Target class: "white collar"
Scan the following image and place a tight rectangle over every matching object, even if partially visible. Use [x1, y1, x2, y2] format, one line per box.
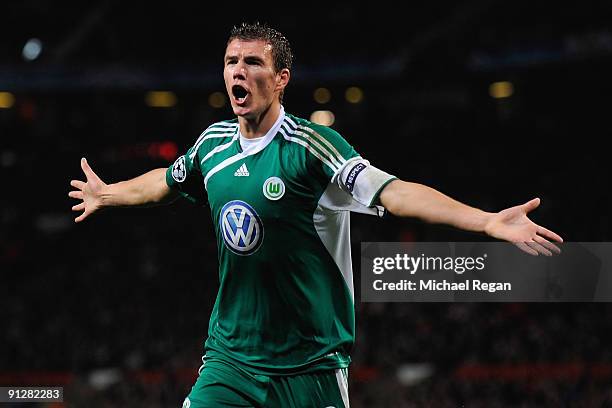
[238, 105, 285, 153]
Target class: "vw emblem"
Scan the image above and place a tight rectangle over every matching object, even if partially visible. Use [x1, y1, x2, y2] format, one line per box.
[220, 200, 264, 255]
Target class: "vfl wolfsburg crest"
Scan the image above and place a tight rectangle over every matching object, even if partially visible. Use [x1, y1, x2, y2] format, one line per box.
[263, 177, 285, 200]
[220, 200, 264, 255]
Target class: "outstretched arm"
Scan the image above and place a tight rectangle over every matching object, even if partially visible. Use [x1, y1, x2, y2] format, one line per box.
[379, 180, 563, 256]
[68, 157, 178, 223]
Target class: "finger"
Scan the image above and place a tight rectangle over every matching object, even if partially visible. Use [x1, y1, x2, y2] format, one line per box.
[72, 203, 85, 212]
[523, 197, 541, 213]
[534, 235, 561, 254]
[537, 225, 563, 243]
[526, 240, 552, 257]
[68, 190, 83, 200]
[81, 157, 99, 181]
[70, 180, 86, 190]
[74, 211, 88, 223]
[515, 242, 538, 256]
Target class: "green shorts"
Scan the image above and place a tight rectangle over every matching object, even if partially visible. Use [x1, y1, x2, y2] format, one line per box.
[182, 359, 349, 408]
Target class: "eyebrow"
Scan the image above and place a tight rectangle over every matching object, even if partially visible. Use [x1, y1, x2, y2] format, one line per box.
[224, 53, 266, 63]
[245, 55, 265, 63]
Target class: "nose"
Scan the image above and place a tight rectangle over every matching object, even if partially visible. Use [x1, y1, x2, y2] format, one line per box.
[233, 61, 246, 80]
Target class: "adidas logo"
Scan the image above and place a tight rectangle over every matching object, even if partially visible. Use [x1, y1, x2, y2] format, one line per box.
[234, 163, 250, 177]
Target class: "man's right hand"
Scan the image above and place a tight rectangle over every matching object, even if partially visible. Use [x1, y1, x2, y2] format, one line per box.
[69, 157, 107, 223]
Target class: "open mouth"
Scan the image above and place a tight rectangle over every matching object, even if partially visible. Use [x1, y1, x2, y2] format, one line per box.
[232, 85, 249, 104]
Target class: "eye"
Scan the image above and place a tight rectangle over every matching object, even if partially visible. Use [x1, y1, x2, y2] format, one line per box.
[245, 57, 262, 66]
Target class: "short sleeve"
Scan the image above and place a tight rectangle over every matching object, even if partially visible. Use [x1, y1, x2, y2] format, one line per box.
[291, 118, 396, 215]
[166, 143, 206, 204]
[333, 158, 397, 208]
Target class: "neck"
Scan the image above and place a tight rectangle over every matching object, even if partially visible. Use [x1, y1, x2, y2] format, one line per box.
[238, 102, 282, 139]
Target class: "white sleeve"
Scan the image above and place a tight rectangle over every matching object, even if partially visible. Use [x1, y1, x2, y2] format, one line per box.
[319, 157, 397, 216]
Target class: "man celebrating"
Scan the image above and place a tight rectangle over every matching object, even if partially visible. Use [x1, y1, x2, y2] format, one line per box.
[69, 22, 562, 408]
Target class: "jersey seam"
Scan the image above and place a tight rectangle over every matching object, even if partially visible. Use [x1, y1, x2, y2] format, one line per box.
[368, 176, 398, 207]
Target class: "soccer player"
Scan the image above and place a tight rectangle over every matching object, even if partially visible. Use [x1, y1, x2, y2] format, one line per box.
[69, 22, 563, 407]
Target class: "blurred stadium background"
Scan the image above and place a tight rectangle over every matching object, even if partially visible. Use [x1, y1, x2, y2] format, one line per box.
[2, 1, 612, 406]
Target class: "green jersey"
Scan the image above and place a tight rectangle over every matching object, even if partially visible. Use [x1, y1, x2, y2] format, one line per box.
[166, 107, 396, 375]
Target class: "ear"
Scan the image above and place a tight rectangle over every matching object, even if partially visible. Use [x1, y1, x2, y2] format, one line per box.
[276, 68, 290, 92]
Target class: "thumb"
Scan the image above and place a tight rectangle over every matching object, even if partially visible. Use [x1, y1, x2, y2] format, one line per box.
[523, 197, 541, 212]
[81, 157, 99, 181]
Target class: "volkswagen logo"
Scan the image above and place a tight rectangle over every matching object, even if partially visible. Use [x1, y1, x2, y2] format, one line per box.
[219, 200, 264, 255]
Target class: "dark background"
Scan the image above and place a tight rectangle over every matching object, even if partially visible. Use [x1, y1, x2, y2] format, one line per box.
[1, 1, 611, 406]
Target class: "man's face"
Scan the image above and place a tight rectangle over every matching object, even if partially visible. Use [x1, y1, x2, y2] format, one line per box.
[224, 39, 281, 119]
